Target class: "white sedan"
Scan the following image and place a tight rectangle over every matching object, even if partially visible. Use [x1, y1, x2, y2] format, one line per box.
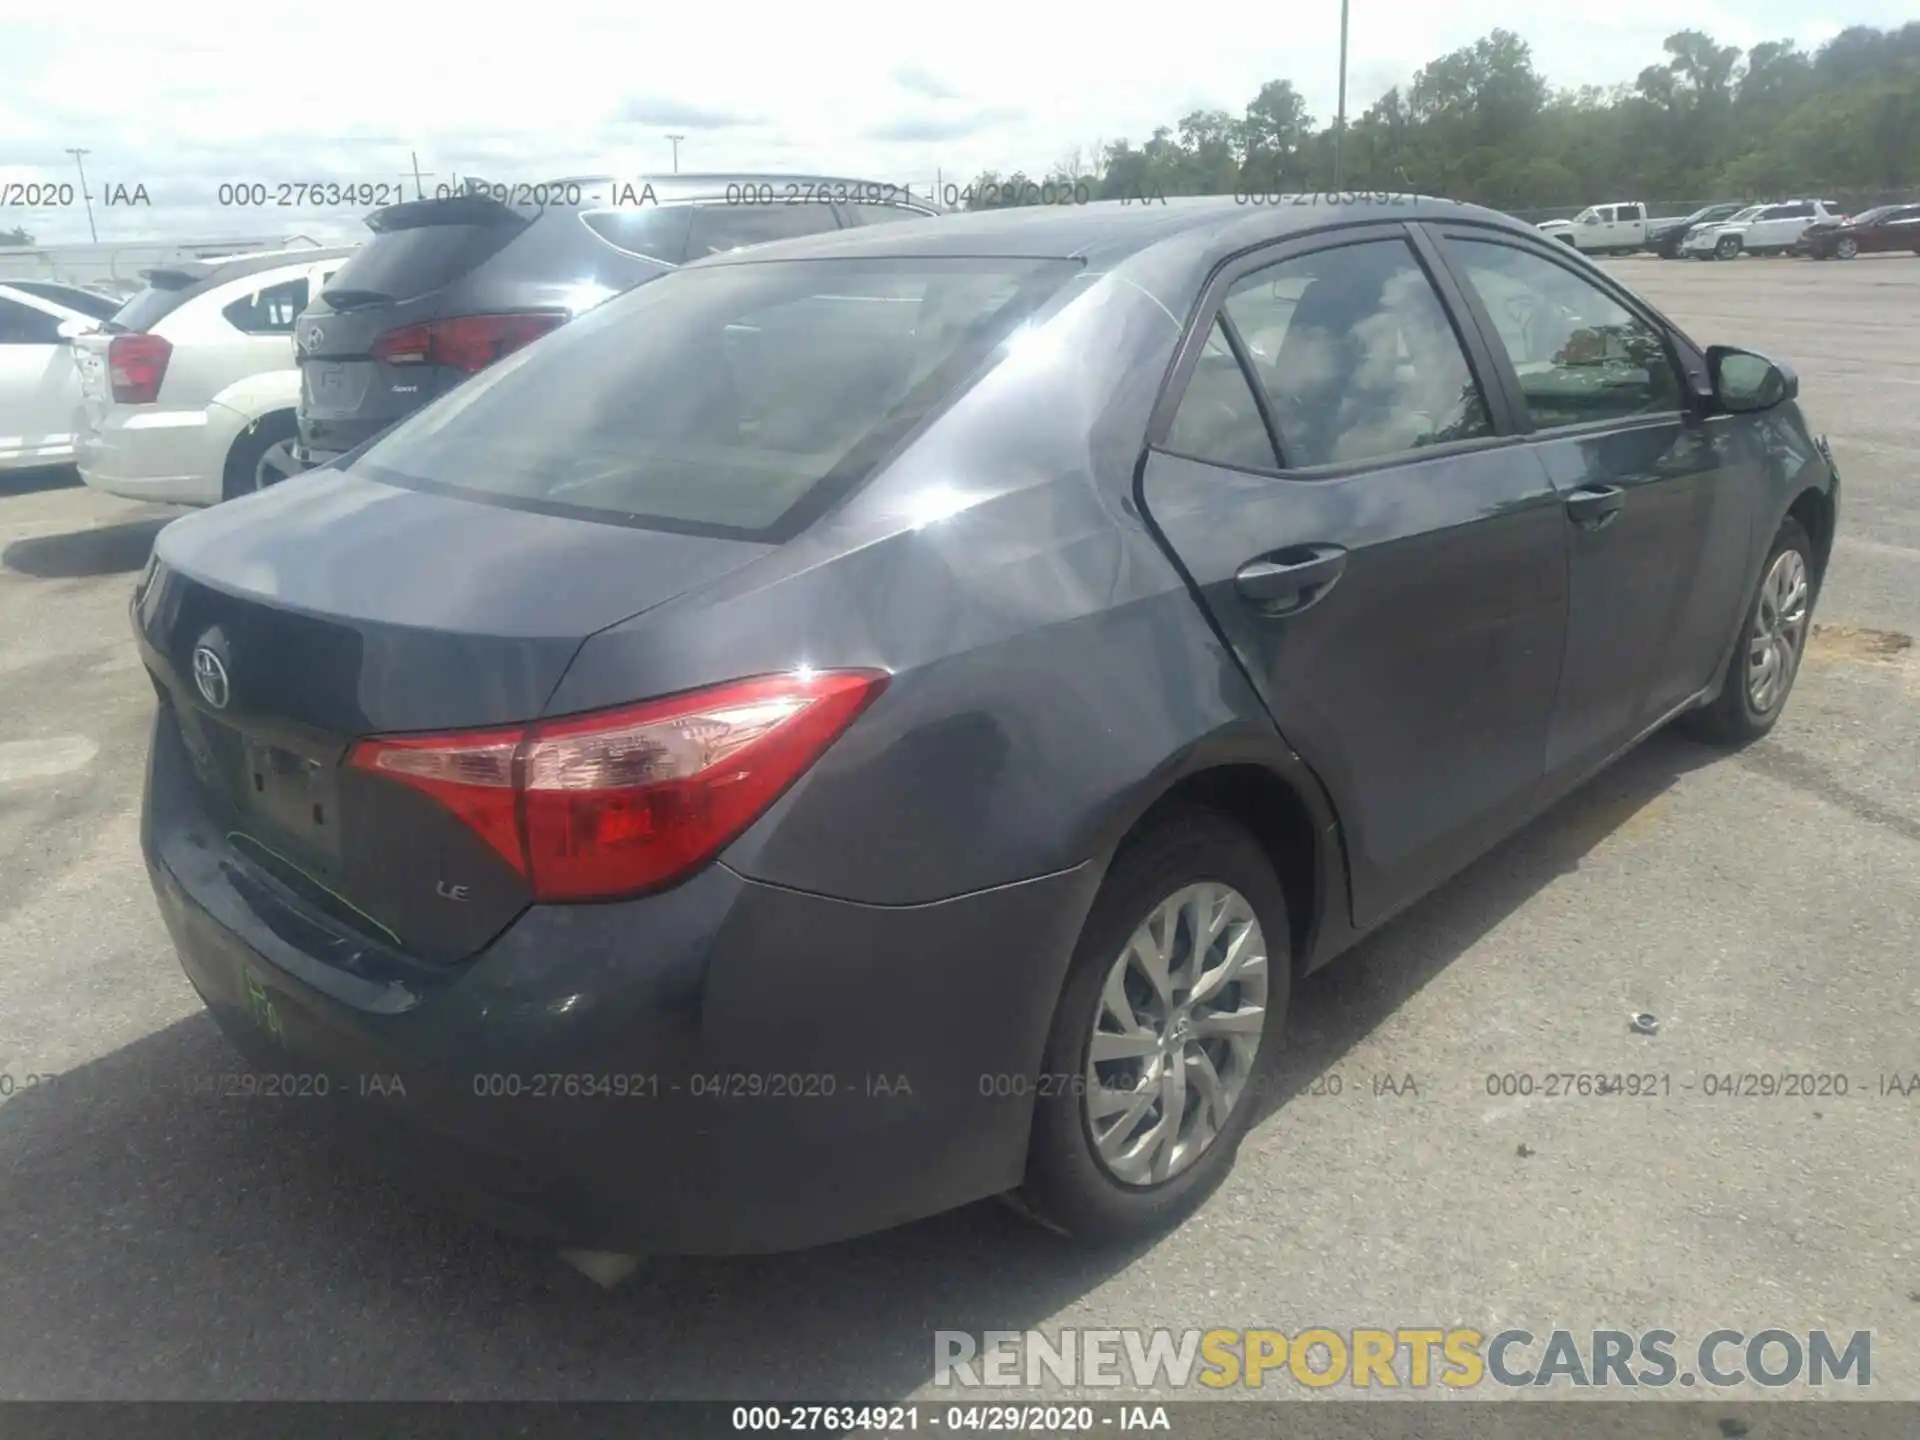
[0, 283, 96, 470]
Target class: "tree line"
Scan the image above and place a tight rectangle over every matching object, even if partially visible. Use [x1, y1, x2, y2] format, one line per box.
[960, 23, 1920, 213]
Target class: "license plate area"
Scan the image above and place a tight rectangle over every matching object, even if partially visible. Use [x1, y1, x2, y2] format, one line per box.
[300, 360, 367, 415]
[237, 736, 345, 865]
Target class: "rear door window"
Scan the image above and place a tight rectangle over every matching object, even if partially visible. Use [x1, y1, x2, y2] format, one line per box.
[1163, 321, 1279, 470]
[352, 256, 1082, 539]
[223, 276, 310, 335]
[1221, 238, 1492, 467]
[581, 206, 693, 263]
[684, 203, 843, 259]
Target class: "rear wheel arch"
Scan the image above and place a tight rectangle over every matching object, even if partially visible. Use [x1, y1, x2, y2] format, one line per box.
[1096, 761, 1326, 976]
[221, 408, 299, 500]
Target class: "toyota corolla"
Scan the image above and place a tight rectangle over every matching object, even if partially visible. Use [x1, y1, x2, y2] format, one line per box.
[135, 196, 1838, 1254]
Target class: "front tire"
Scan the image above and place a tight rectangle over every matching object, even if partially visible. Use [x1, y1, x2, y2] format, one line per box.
[222, 412, 300, 502]
[1835, 237, 1859, 260]
[1716, 235, 1743, 260]
[1682, 517, 1816, 747]
[1016, 812, 1290, 1242]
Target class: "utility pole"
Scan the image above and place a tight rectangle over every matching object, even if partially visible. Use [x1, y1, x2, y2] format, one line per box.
[666, 135, 684, 174]
[66, 148, 98, 242]
[409, 151, 436, 200]
[1333, 0, 1350, 190]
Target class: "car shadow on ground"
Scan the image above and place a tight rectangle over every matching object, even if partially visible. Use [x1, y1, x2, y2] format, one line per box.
[0, 729, 1725, 1401]
[1, 512, 174, 579]
[1248, 727, 1725, 1130]
[0, 464, 82, 496]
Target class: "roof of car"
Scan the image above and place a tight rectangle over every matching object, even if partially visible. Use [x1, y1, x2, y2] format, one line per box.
[507, 173, 936, 206]
[692, 194, 1532, 272]
[141, 245, 356, 287]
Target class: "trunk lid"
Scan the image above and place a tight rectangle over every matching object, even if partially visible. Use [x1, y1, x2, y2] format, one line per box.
[138, 470, 772, 962]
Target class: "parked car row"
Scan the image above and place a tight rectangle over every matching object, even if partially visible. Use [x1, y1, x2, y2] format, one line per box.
[291, 174, 936, 471]
[1797, 202, 1920, 259]
[1679, 200, 1850, 259]
[4, 178, 1895, 497]
[0, 174, 935, 491]
[1537, 198, 1920, 262]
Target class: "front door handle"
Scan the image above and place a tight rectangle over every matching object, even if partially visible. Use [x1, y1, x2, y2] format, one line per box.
[1565, 484, 1625, 530]
[1234, 545, 1348, 613]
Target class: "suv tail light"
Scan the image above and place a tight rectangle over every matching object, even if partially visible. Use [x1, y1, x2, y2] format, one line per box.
[369, 312, 566, 374]
[348, 669, 889, 901]
[108, 333, 173, 404]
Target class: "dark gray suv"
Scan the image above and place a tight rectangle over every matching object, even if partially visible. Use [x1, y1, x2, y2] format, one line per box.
[292, 173, 935, 468]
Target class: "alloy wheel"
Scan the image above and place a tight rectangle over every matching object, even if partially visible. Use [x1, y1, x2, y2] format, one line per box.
[1835, 237, 1859, 260]
[1747, 548, 1810, 715]
[1082, 882, 1268, 1187]
[253, 438, 298, 492]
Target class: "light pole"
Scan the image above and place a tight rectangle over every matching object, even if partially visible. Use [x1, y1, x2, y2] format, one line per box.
[66, 147, 98, 242]
[1332, 0, 1350, 190]
[666, 134, 684, 174]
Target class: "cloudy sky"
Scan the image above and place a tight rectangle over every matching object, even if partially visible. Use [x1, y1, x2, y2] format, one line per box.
[1, 0, 1910, 245]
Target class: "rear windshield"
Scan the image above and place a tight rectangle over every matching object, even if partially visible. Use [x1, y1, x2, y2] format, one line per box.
[8, 282, 120, 320]
[352, 256, 1082, 540]
[323, 222, 521, 305]
[108, 281, 194, 334]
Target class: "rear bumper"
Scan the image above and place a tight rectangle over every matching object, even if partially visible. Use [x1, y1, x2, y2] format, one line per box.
[75, 404, 222, 506]
[142, 706, 1092, 1254]
[294, 407, 395, 472]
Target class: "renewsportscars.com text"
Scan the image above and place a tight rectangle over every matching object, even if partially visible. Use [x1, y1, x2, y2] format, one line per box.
[933, 1327, 1871, 1390]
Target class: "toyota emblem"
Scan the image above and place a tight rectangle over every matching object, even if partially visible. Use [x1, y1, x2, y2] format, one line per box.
[304, 324, 323, 351]
[191, 645, 231, 710]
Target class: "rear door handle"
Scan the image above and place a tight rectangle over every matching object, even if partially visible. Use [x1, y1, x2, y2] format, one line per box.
[1234, 545, 1348, 613]
[1565, 484, 1625, 529]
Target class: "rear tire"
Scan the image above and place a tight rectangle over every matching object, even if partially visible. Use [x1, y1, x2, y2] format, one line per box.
[1015, 811, 1290, 1243]
[1681, 517, 1815, 747]
[222, 412, 299, 502]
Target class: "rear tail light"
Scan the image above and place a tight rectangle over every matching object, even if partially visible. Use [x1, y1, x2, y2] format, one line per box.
[108, 333, 172, 404]
[348, 669, 889, 901]
[369, 312, 566, 373]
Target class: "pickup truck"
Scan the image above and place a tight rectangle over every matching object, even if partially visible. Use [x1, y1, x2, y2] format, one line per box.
[1536, 202, 1649, 254]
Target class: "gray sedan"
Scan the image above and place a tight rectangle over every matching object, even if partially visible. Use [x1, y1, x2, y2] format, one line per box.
[133, 194, 1837, 1253]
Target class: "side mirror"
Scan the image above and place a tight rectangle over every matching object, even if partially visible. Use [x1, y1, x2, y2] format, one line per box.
[54, 317, 93, 343]
[1707, 345, 1797, 413]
